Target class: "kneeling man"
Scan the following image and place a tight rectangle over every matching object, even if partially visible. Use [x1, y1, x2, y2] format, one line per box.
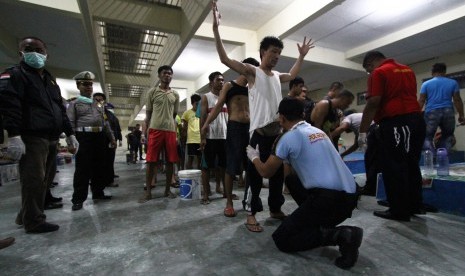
[247, 97, 363, 269]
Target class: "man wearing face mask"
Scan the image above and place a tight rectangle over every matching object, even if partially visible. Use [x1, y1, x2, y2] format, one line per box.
[0, 37, 78, 233]
[67, 72, 116, 211]
[93, 93, 122, 188]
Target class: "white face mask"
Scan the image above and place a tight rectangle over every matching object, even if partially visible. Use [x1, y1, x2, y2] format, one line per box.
[22, 51, 47, 69]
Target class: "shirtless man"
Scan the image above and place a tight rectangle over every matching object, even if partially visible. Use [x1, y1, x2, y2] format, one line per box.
[201, 57, 260, 217]
[212, 1, 314, 232]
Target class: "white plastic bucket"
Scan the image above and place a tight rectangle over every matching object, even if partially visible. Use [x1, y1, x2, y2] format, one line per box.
[178, 170, 201, 200]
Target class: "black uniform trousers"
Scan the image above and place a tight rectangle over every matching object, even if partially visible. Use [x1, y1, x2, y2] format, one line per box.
[17, 136, 57, 231]
[244, 131, 284, 214]
[378, 112, 425, 217]
[273, 177, 358, 252]
[72, 132, 106, 204]
[364, 124, 380, 195]
[103, 145, 116, 185]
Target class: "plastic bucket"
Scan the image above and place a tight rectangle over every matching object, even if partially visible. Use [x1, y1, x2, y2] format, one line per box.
[56, 154, 65, 166]
[178, 170, 201, 200]
[64, 153, 73, 164]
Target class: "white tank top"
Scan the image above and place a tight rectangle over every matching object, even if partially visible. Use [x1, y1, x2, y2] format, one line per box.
[248, 68, 282, 133]
[205, 92, 228, 139]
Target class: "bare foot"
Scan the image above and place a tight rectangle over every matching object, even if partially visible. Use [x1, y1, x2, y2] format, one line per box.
[138, 193, 152, 203]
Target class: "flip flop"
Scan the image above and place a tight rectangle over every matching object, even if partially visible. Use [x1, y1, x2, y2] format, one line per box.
[223, 207, 236, 217]
[244, 222, 263, 232]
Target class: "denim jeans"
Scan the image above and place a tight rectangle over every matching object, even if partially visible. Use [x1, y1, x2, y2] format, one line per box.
[423, 107, 456, 153]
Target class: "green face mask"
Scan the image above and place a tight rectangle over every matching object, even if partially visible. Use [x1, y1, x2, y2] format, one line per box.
[22, 51, 47, 69]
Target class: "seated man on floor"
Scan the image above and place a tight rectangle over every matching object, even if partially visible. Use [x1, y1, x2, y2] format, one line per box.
[247, 97, 363, 269]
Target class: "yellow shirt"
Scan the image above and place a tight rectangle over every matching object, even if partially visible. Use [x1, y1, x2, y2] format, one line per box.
[181, 109, 200, 144]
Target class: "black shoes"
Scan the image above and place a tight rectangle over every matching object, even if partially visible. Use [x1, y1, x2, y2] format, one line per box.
[92, 195, 113, 200]
[72, 203, 83, 211]
[107, 183, 119, 188]
[26, 222, 59, 233]
[44, 202, 63, 210]
[113, 175, 119, 178]
[335, 226, 364, 269]
[49, 196, 63, 203]
[373, 210, 410, 222]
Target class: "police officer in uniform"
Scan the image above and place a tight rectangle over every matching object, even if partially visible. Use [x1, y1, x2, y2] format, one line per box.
[0, 36, 78, 233]
[93, 93, 122, 187]
[67, 71, 116, 211]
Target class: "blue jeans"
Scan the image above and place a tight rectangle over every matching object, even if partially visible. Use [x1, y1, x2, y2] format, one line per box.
[423, 107, 455, 153]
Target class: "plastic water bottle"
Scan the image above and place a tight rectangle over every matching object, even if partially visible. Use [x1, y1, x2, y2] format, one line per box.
[423, 150, 434, 175]
[338, 138, 345, 153]
[436, 148, 449, 176]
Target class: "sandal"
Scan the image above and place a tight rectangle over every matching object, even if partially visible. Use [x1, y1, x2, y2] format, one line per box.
[223, 207, 237, 217]
[244, 222, 263, 232]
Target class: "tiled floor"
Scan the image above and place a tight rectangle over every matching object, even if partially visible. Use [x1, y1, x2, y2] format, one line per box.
[1, 148, 465, 275]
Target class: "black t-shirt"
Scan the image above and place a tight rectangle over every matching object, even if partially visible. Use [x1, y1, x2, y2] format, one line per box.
[133, 129, 142, 143]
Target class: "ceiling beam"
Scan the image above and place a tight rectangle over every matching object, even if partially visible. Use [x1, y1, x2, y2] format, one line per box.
[346, 3, 465, 59]
[131, 0, 212, 126]
[77, 0, 107, 95]
[109, 96, 140, 105]
[257, 0, 345, 40]
[105, 71, 152, 86]
[89, 0, 182, 34]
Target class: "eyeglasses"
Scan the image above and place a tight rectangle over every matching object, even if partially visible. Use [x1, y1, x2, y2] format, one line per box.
[79, 82, 93, 87]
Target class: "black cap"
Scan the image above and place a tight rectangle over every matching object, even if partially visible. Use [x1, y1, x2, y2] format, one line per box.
[278, 97, 304, 118]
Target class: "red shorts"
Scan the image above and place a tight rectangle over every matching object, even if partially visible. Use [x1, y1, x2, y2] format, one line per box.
[146, 129, 179, 163]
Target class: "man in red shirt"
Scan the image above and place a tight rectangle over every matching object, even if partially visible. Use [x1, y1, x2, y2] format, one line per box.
[358, 51, 426, 222]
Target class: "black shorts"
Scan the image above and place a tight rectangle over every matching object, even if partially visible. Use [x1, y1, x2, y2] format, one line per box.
[226, 121, 249, 176]
[186, 143, 201, 156]
[203, 139, 226, 169]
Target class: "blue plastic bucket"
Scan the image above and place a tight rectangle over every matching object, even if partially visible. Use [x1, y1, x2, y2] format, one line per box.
[178, 170, 201, 200]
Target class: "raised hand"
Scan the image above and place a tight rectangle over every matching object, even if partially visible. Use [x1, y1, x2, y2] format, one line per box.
[212, 0, 221, 28]
[297, 36, 315, 57]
